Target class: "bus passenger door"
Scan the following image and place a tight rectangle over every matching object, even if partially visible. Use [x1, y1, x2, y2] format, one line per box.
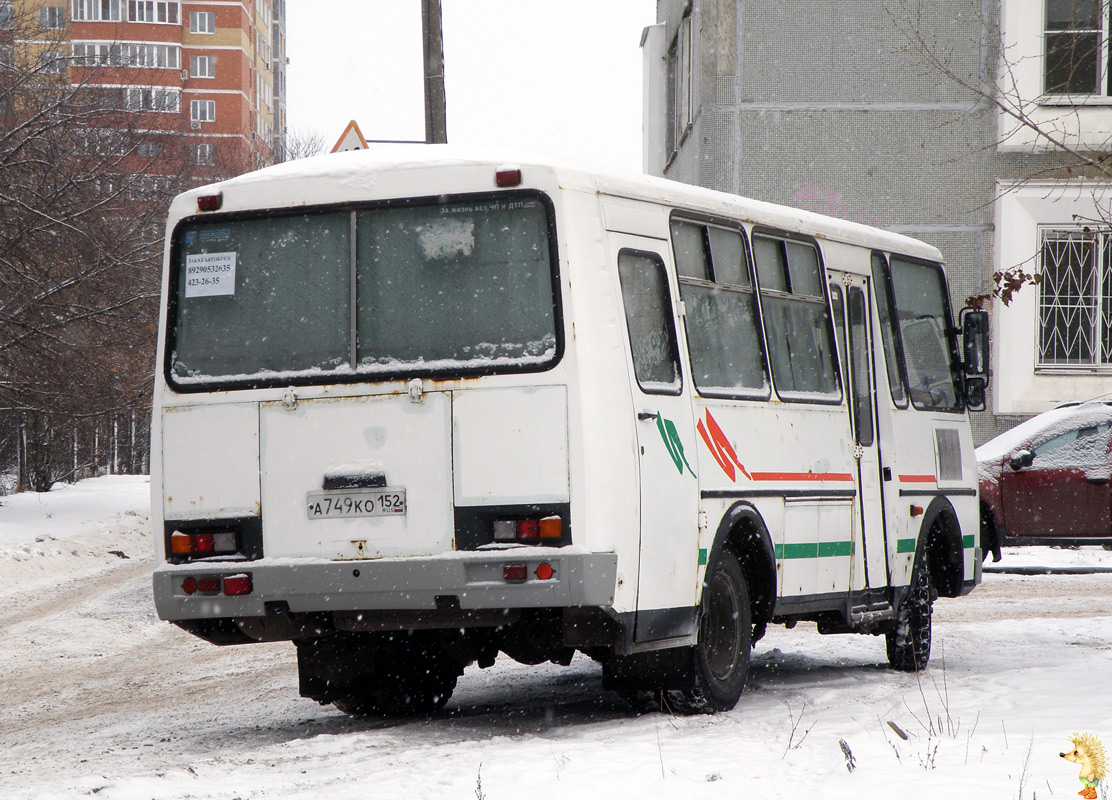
[614, 240, 700, 643]
[829, 273, 889, 594]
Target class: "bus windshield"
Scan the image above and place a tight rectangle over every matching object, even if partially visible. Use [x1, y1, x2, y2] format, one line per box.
[888, 257, 962, 412]
[168, 194, 559, 388]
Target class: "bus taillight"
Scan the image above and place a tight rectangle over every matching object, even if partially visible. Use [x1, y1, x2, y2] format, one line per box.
[492, 517, 563, 545]
[170, 529, 237, 559]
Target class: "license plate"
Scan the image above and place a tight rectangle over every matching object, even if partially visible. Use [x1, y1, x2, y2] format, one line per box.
[306, 489, 407, 519]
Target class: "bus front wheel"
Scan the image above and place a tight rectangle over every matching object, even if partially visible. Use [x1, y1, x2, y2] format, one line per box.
[886, 559, 933, 671]
[667, 546, 752, 713]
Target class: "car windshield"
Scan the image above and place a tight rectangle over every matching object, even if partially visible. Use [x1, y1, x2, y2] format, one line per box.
[169, 195, 559, 388]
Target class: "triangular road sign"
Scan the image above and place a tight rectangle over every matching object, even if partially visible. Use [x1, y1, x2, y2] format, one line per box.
[331, 120, 369, 153]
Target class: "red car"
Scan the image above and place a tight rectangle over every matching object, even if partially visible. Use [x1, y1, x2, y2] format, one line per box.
[977, 401, 1112, 559]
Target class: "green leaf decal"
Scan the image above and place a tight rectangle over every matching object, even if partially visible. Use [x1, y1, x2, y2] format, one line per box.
[656, 413, 697, 478]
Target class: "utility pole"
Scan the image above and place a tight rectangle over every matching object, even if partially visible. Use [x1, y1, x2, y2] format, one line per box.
[421, 0, 448, 143]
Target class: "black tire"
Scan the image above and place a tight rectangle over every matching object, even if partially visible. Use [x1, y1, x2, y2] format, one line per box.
[886, 559, 932, 671]
[334, 641, 461, 717]
[666, 546, 752, 713]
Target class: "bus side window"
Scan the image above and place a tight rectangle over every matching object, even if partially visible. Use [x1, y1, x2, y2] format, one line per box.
[671, 220, 768, 398]
[870, 253, 909, 407]
[618, 250, 683, 395]
[753, 235, 840, 402]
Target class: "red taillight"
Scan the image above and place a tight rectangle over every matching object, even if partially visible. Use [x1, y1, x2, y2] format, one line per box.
[503, 564, 528, 582]
[197, 192, 223, 212]
[535, 563, 555, 581]
[182, 577, 198, 595]
[495, 168, 521, 187]
[517, 520, 540, 539]
[197, 577, 220, 593]
[169, 530, 237, 559]
[223, 574, 252, 595]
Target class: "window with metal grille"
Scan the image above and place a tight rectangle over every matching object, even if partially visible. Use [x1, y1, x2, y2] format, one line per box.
[1038, 228, 1112, 367]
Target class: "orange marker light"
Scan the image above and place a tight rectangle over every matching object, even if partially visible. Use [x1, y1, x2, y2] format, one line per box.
[539, 517, 563, 539]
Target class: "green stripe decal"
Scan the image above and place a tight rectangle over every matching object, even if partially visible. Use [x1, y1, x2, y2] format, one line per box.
[963, 535, 976, 549]
[698, 548, 708, 566]
[774, 541, 853, 559]
[897, 538, 917, 554]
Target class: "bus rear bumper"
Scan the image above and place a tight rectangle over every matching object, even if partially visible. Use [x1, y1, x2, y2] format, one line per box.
[153, 549, 618, 622]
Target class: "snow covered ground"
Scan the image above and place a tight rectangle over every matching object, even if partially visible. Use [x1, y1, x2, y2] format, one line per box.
[2, 476, 1112, 800]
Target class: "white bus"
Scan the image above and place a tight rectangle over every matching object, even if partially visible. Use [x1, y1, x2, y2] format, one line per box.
[151, 148, 988, 715]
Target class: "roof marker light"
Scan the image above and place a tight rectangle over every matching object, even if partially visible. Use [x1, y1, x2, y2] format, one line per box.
[197, 192, 223, 212]
[495, 168, 522, 187]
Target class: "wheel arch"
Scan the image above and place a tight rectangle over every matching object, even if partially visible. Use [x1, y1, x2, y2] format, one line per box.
[707, 502, 776, 625]
[914, 497, 964, 598]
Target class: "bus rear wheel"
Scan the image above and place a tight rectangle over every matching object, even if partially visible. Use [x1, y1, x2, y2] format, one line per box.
[666, 546, 751, 713]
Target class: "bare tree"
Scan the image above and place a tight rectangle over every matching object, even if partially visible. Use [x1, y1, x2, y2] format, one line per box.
[0, 6, 239, 490]
[282, 127, 329, 161]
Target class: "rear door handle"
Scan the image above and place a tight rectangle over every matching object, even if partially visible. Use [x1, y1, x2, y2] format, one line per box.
[637, 411, 658, 421]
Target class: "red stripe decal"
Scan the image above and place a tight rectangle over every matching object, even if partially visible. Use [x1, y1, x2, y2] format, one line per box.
[750, 472, 855, 482]
[898, 474, 937, 484]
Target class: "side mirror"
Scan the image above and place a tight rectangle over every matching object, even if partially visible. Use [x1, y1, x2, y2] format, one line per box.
[962, 309, 990, 377]
[964, 376, 986, 411]
[1009, 449, 1034, 471]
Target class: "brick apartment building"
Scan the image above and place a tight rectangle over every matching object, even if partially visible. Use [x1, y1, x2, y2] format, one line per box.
[642, 0, 1112, 443]
[1, 0, 287, 175]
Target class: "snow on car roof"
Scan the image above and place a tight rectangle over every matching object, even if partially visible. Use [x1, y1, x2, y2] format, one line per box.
[976, 402, 1112, 462]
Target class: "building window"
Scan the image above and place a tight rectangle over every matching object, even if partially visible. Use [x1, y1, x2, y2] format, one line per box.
[137, 140, 163, 158]
[190, 98, 215, 122]
[40, 50, 65, 74]
[1044, 0, 1111, 94]
[72, 0, 124, 22]
[128, 0, 178, 24]
[666, 3, 694, 156]
[0, 2, 12, 30]
[193, 142, 214, 165]
[1038, 228, 1112, 366]
[0, 44, 12, 67]
[40, 6, 66, 28]
[72, 42, 179, 69]
[124, 86, 180, 112]
[190, 54, 215, 78]
[189, 10, 214, 33]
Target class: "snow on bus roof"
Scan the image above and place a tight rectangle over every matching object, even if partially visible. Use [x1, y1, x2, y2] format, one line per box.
[176, 144, 941, 261]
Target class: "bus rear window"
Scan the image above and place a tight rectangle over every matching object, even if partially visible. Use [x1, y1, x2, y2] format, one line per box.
[169, 194, 559, 388]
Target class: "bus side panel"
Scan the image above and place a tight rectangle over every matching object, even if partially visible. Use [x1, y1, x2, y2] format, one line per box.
[693, 401, 856, 601]
[560, 189, 643, 617]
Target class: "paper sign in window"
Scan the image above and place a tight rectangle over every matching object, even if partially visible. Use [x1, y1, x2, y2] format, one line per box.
[185, 252, 236, 297]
